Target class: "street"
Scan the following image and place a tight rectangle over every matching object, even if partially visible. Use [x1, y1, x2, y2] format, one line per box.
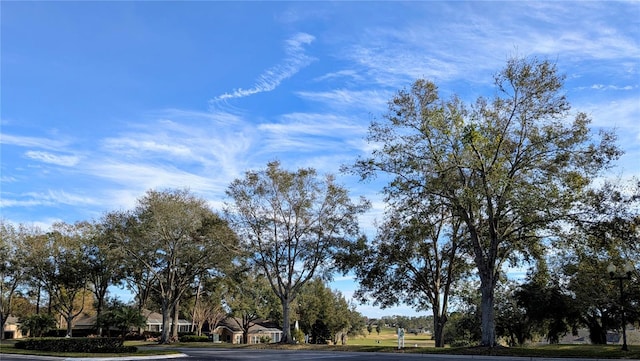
[2, 348, 639, 361]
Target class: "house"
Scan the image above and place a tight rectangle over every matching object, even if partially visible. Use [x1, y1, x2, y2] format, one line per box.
[72, 309, 191, 334]
[3, 315, 24, 339]
[141, 309, 191, 333]
[213, 317, 282, 344]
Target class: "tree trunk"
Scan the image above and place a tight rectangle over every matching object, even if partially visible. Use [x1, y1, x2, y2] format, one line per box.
[585, 314, 607, 344]
[65, 315, 73, 337]
[35, 284, 41, 314]
[280, 296, 292, 343]
[432, 312, 447, 347]
[0, 315, 6, 340]
[479, 279, 496, 347]
[160, 300, 172, 344]
[95, 297, 104, 336]
[171, 300, 180, 340]
[191, 280, 201, 334]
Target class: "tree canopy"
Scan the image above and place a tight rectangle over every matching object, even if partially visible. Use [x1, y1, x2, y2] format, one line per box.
[110, 188, 239, 343]
[348, 57, 622, 346]
[226, 161, 369, 343]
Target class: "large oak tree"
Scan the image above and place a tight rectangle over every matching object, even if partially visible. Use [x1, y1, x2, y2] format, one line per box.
[337, 199, 470, 347]
[112, 189, 238, 343]
[0, 221, 32, 339]
[349, 57, 621, 346]
[226, 161, 369, 343]
[24, 221, 93, 337]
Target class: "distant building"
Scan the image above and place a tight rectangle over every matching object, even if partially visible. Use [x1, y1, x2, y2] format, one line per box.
[213, 317, 282, 344]
[3, 315, 24, 339]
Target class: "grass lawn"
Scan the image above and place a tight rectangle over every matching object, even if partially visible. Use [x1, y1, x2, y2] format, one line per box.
[347, 327, 434, 347]
[0, 339, 180, 358]
[2, 333, 640, 359]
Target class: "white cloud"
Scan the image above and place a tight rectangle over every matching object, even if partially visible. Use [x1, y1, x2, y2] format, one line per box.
[1, 133, 69, 150]
[588, 84, 636, 91]
[313, 69, 363, 83]
[210, 32, 316, 103]
[295, 89, 391, 111]
[102, 138, 192, 158]
[25, 151, 80, 166]
[88, 161, 217, 191]
[1, 189, 99, 208]
[261, 113, 365, 136]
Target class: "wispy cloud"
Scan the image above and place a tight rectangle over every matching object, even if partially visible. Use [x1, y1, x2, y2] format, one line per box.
[86, 160, 224, 197]
[261, 113, 365, 136]
[102, 137, 193, 158]
[1, 133, 69, 150]
[582, 84, 637, 91]
[256, 113, 367, 158]
[1, 190, 99, 208]
[313, 69, 363, 83]
[295, 89, 391, 112]
[210, 32, 316, 103]
[25, 151, 81, 166]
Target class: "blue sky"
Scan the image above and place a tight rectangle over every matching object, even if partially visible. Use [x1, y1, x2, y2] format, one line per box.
[2, 1, 639, 318]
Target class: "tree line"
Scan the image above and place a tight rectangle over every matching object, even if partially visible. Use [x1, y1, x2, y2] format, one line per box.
[1, 165, 368, 344]
[1, 57, 638, 347]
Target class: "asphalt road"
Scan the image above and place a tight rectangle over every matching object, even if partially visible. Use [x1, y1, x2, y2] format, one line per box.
[171, 348, 640, 361]
[1, 349, 639, 361]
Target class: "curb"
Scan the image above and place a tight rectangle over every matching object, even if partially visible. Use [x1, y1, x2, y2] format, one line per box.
[64, 354, 188, 361]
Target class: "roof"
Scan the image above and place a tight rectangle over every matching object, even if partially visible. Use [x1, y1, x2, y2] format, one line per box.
[5, 315, 20, 325]
[215, 317, 281, 334]
[73, 309, 191, 327]
[142, 309, 191, 326]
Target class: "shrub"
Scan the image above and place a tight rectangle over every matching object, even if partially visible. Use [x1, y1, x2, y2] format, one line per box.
[43, 329, 68, 337]
[259, 335, 271, 344]
[124, 332, 146, 341]
[292, 328, 305, 343]
[15, 337, 137, 353]
[179, 335, 209, 342]
[19, 314, 56, 337]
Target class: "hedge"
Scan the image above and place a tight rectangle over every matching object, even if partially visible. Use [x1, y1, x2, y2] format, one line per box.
[179, 335, 210, 342]
[15, 337, 137, 353]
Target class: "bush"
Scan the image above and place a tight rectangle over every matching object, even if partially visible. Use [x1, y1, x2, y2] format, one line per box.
[292, 328, 305, 343]
[15, 337, 137, 353]
[43, 329, 68, 337]
[259, 335, 271, 344]
[124, 332, 146, 341]
[450, 339, 477, 348]
[19, 314, 57, 337]
[179, 335, 210, 342]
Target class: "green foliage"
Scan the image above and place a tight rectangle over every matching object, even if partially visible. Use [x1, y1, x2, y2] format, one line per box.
[226, 161, 370, 343]
[179, 335, 209, 342]
[443, 312, 480, 347]
[23, 221, 94, 337]
[19, 313, 57, 337]
[295, 278, 366, 343]
[14, 337, 137, 353]
[555, 179, 640, 344]
[514, 277, 579, 344]
[110, 188, 239, 343]
[292, 328, 305, 343]
[224, 269, 274, 344]
[98, 303, 147, 338]
[0, 221, 32, 335]
[349, 56, 622, 346]
[311, 319, 330, 344]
